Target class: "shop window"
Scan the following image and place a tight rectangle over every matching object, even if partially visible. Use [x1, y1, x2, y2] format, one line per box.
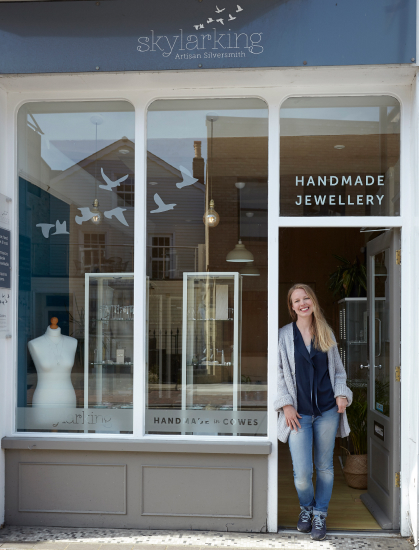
[280, 96, 401, 217]
[146, 98, 268, 436]
[17, 101, 135, 433]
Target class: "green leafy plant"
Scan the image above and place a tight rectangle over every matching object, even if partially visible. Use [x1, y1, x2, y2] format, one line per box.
[343, 388, 368, 455]
[329, 254, 367, 298]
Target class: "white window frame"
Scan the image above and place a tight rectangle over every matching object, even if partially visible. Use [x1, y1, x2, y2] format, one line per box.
[0, 67, 416, 537]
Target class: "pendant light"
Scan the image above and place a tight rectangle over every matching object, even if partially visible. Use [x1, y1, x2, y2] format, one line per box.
[226, 239, 254, 262]
[203, 115, 220, 228]
[240, 262, 260, 276]
[90, 115, 103, 226]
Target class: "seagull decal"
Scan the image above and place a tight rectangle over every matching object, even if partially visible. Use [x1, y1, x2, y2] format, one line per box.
[207, 17, 214, 23]
[150, 193, 176, 214]
[228, 14, 236, 21]
[216, 18, 224, 24]
[99, 168, 129, 191]
[75, 207, 95, 225]
[215, 5, 225, 13]
[194, 24, 201, 30]
[51, 220, 69, 235]
[175, 166, 199, 189]
[104, 207, 129, 227]
[236, 4, 243, 12]
[36, 223, 55, 238]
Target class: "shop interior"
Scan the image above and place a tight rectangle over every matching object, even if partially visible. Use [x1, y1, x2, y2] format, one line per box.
[277, 226, 390, 531]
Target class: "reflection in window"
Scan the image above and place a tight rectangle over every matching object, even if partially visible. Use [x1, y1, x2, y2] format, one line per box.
[17, 102, 135, 433]
[280, 96, 401, 217]
[146, 99, 268, 436]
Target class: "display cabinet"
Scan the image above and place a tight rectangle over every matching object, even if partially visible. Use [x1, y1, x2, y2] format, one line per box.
[84, 273, 134, 410]
[338, 298, 368, 389]
[182, 272, 241, 411]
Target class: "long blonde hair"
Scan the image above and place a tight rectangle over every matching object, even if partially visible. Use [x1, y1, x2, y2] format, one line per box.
[287, 283, 335, 352]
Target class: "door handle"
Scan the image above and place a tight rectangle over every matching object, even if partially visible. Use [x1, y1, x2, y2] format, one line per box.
[360, 364, 370, 369]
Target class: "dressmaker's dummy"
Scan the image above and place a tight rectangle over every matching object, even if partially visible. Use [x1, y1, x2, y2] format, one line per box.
[28, 317, 77, 407]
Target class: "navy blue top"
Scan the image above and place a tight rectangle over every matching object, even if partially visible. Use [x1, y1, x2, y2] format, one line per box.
[293, 322, 336, 416]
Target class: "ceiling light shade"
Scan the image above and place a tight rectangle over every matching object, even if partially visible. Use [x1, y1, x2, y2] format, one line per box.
[203, 199, 220, 227]
[240, 263, 260, 276]
[226, 240, 254, 262]
[90, 198, 103, 225]
[334, 144, 345, 150]
[235, 181, 246, 189]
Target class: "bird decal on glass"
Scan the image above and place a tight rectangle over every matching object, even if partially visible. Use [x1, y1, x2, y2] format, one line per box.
[175, 166, 199, 189]
[99, 168, 129, 191]
[104, 207, 129, 226]
[228, 14, 236, 21]
[150, 193, 176, 214]
[36, 223, 55, 238]
[215, 5, 225, 13]
[75, 208, 96, 225]
[236, 5, 243, 12]
[216, 18, 224, 25]
[51, 220, 69, 235]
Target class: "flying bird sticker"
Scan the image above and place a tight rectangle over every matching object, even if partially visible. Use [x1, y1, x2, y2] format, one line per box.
[36, 220, 69, 238]
[75, 207, 96, 225]
[175, 166, 199, 189]
[100, 168, 129, 191]
[150, 193, 176, 213]
[104, 207, 129, 226]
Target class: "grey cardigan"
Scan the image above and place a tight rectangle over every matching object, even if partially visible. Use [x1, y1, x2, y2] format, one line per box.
[273, 323, 353, 443]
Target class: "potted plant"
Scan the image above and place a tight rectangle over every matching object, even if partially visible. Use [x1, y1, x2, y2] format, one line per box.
[329, 254, 367, 298]
[342, 388, 368, 489]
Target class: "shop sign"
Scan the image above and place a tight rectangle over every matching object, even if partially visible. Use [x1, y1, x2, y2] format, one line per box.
[291, 174, 388, 214]
[0, 0, 415, 74]
[16, 407, 133, 433]
[146, 409, 267, 435]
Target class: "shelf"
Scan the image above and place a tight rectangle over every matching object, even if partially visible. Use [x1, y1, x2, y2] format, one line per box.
[96, 318, 133, 322]
[187, 318, 233, 322]
[91, 362, 133, 366]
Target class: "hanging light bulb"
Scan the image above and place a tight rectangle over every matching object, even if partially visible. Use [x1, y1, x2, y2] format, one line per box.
[203, 114, 220, 228]
[203, 199, 220, 228]
[91, 198, 103, 225]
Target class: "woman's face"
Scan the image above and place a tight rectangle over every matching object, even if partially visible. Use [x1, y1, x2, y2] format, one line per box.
[291, 288, 313, 320]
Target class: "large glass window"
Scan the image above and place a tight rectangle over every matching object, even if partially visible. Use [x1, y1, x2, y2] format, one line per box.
[146, 99, 268, 436]
[17, 101, 135, 433]
[280, 96, 400, 216]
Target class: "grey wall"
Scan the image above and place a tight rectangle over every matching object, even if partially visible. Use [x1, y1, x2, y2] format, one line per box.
[5, 447, 268, 531]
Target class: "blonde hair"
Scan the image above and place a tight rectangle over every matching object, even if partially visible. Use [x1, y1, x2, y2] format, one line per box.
[287, 283, 335, 352]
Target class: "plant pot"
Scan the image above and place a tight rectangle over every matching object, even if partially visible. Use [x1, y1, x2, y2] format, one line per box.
[343, 454, 368, 489]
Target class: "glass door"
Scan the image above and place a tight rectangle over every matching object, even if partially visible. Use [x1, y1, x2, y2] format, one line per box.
[360, 229, 401, 529]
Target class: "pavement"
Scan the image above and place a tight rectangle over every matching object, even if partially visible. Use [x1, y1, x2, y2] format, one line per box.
[0, 527, 414, 550]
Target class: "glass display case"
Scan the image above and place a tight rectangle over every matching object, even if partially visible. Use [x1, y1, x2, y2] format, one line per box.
[84, 273, 134, 413]
[182, 272, 241, 411]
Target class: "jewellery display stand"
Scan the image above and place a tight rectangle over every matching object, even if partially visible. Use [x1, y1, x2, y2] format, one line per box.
[181, 272, 241, 413]
[84, 273, 134, 414]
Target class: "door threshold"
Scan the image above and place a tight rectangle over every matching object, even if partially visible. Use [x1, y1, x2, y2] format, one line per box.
[278, 529, 400, 537]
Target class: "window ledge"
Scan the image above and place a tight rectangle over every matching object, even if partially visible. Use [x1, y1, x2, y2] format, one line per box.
[1, 437, 271, 455]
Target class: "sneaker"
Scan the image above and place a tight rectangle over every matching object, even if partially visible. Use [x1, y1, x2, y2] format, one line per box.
[311, 514, 327, 541]
[297, 507, 313, 533]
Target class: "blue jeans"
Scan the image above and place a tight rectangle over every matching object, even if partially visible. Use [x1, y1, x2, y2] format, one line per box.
[288, 405, 340, 516]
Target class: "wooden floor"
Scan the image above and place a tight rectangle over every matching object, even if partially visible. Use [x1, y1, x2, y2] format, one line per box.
[278, 442, 381, 530]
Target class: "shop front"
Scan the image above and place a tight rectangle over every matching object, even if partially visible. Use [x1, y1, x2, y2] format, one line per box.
[0, 0, 418, 541]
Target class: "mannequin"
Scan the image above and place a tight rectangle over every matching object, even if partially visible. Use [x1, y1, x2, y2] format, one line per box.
[28, 317, 77, 407]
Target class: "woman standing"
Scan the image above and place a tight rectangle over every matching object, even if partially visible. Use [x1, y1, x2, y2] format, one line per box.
[274, 284, 353, 541]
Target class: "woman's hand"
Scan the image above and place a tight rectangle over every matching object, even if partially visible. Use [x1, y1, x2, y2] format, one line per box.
[336, 396, 347, 413]
[283, 405, 302, 431]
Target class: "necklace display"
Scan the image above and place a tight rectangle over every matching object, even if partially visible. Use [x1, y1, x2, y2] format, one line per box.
[46, 334, 64, 366]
